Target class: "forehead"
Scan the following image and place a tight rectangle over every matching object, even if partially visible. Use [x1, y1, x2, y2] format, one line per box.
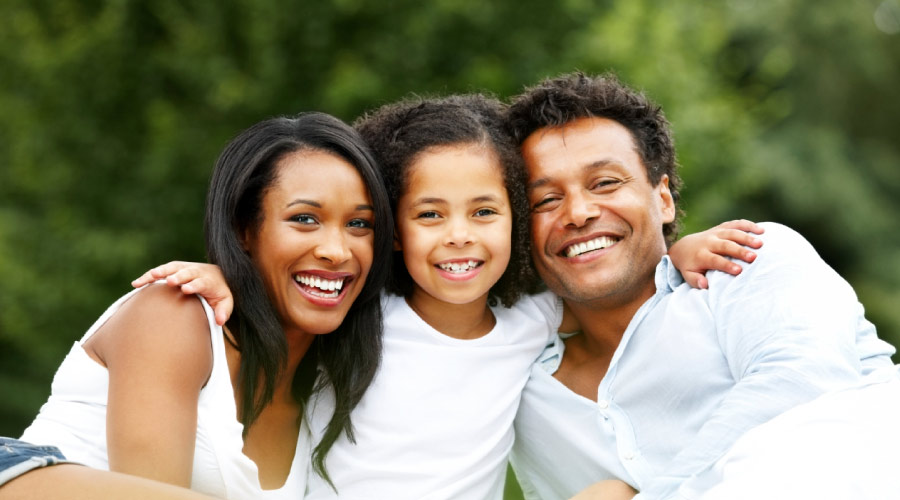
[520, 117, 643, 183]
[269, 149, 370, 201]
[406, 144, 505, 191]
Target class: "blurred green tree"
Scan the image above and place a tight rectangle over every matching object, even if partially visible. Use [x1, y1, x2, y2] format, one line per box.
[1, 1, 897, 497]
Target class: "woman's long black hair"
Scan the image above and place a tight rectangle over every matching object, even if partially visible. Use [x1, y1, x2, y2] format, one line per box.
[204, 112, 392, 484]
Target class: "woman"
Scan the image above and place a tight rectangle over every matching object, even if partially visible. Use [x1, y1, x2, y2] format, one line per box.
[0, 112, 392, 499]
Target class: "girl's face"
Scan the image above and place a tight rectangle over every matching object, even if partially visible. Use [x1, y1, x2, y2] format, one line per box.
[244, 149, 375, 338]
[395, 143, 512, 308]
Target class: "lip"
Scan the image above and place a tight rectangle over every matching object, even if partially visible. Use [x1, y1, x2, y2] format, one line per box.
[433, 258, 484, 282]
[292, 269, 356, 307]
[555, 232, 622, 262]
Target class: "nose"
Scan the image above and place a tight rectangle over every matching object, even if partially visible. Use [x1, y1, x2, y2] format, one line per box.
[314, 226, 352, 265]
[561, 190, 598, 228]
[444, 216, 474, 248]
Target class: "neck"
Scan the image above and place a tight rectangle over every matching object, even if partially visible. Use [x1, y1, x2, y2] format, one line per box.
[406, 290, 495, 340]
[275, 328, 316, 402]
[566, 279, 657, 358]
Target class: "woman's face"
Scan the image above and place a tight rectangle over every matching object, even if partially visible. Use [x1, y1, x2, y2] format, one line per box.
[244, 149, 375, 337]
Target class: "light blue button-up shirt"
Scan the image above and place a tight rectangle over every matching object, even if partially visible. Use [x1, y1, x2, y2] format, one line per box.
[510, 223, 896, 500]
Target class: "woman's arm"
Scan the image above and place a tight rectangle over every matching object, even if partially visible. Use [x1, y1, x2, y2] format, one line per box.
[84, 283, 213, 487]
[569, 479, 637, 500]
[0, 465, 216, 500]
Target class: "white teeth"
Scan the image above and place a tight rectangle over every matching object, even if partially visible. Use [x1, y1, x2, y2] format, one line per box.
[565, 236, 618, 258]
[438, 260, 479, 273]
[294, 274, 345, 295]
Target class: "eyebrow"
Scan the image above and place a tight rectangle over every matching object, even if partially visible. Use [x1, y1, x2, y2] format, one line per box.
[287, 199, 374, 211]
[287, 199, 321, 209]
[527, 159, 616, 190]
[410, 194, 502, 206]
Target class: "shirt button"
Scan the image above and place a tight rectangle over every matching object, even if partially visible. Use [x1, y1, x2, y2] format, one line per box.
[623, 451, 636, 460]
[597, 399, 609, 409]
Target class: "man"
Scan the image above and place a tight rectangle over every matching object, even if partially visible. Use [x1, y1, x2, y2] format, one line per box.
[505, 72, 900, 499]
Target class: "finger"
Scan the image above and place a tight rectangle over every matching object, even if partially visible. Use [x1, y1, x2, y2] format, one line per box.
[131, 271, 157, 288]
[713, 239, 758, 263]
[148, 261, 191, 279]
[213, 296, 234, 326]
[705, 252, 745, 275]
[716, 219, 764, 235]
[717, 228, 763, 250]
[165, 268, 202, 287]
[681, 270, 708, 289]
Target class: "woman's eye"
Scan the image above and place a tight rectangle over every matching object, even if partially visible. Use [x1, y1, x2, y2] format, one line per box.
[416, 211, 440, 219]
[474, 208, 497, 217]
[347, 218, 374, 229]
[291, 214, 318, 224]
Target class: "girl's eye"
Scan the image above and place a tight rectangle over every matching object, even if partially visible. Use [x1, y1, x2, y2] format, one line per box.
[416, 211, 441, 219]
[474, 208, 497, 217]
[291, 214, 318, 224]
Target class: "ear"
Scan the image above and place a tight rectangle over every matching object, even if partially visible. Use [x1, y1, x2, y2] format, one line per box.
[240, 226, 254, 254]
[392, 228, 402, 251]
[657, 174, 676, 224]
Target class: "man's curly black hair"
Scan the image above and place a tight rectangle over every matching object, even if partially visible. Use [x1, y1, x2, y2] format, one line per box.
[354, 94, 539, 307]
[506, 72, 683, 245]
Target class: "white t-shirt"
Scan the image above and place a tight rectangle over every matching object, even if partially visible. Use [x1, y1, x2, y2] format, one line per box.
[20, 285, 311, 500]
[305, 291, 562, 500]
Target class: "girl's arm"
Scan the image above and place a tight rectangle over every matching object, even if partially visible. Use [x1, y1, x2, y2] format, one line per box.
[132, 262, 233, 326]
[558, 220, 765, 331]
[83, 283, 213, 486]
[668, 219, 764, 289]
[135, 220, 764, 330]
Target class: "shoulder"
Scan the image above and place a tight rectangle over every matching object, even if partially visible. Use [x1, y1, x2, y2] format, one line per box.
[91, 283, 213, 383]
[754, 222, 819, 258]
[503, 290, 563, 326]
[707, 222, 824, 288]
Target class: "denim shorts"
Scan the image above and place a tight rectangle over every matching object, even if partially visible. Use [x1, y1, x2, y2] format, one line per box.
[0, 437, 74, 487]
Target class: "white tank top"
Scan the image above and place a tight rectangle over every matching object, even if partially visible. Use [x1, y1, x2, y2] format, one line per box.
[20, 286, 311, 500]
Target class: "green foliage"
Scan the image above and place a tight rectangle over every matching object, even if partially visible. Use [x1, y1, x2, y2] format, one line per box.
[1, 4, 898, 494]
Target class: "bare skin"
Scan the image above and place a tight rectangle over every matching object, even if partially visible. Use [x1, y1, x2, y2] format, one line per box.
[570, 479, 638, 500]
[0, 465, 215, 500]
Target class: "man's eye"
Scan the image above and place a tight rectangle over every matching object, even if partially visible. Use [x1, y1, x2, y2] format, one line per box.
[532, 197, 560, 212]
[591, 179, 620, 190]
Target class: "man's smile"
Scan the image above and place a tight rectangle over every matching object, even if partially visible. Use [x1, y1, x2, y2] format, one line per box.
[561, 235, 620, 258]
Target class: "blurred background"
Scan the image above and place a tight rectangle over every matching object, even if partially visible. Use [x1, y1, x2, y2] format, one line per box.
[1, 0, 898, 497]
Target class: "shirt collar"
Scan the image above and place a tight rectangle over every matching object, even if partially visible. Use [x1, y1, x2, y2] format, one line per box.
[655, 255, 684, 294]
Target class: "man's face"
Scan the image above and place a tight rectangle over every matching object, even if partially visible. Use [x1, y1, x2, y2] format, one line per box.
[523, 117, 675, 308]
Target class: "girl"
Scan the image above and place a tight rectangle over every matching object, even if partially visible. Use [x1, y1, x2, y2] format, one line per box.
[138, 96, 762, 499]
[0, 112, 393, 499]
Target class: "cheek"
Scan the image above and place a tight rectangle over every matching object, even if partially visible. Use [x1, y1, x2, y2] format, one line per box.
[355, 238, 376, 277]
[496, 219, 514, 262]
[530, 216, 551, 249]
